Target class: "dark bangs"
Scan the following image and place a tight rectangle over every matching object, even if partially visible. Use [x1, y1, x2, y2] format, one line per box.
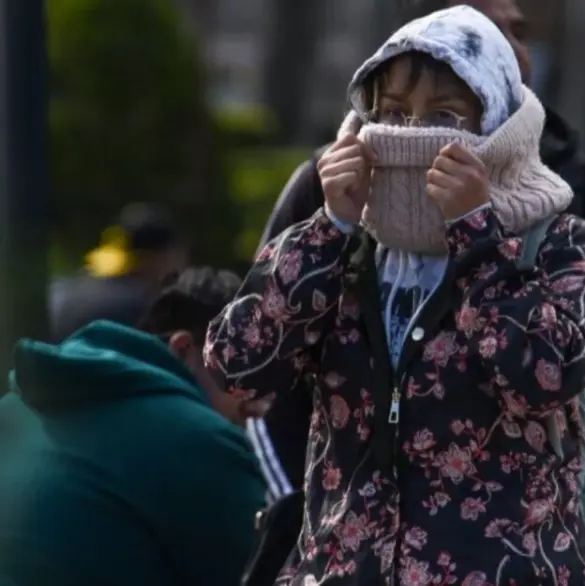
[363, 51, 468, 113]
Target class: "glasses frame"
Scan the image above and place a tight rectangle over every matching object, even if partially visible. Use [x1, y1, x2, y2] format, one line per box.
[365, 107, 468, 130]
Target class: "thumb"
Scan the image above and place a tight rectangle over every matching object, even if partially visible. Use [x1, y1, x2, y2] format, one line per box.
[337, 110, 363, 140]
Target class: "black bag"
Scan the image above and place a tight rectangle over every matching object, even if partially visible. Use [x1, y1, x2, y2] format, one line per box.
[241, 491, 304, 586]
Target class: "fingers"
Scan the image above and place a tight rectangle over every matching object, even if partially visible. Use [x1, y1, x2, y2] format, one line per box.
[318, 138, 372, 194]
[329, 132, 360, 151]
[426, 183, 451, 203]
[320, 145, 364, 168]
[431, 154, 467, 176]
[318, 134, 373, 226]
[320, 156, 367, 182]
[321, 172, 359, 194]
[426, 168, 462, 190]
[319, 135, 376, 167]
[428, 143, 490, 220]
[439, 142, 485, 171]
[430, 144, 486, 192]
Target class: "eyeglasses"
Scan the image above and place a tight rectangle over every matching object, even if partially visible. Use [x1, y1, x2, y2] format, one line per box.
[366, 107, 467, 130]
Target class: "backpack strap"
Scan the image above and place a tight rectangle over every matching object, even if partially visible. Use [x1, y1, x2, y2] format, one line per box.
[515, 215, 558, 271]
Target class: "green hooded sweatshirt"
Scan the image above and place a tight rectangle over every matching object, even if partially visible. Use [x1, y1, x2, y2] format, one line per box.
[0, 321, 266, 586]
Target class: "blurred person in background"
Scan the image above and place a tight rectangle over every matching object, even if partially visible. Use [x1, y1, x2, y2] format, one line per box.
[0, 267, 265, 586]
[250, 0, 585, 503]
[50, 202, 187, 342]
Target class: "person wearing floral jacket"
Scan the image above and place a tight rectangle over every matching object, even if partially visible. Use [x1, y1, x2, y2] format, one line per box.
[205, 6, 585, 586]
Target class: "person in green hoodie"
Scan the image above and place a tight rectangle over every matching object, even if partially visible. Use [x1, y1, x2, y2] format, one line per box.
[0, 267, 267, 586]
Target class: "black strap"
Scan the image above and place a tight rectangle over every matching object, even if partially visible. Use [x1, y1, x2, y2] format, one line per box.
[241, 491, 304, 586]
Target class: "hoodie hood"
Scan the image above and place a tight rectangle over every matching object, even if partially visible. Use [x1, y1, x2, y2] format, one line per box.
[11, 320, 205, 411]
[347, 5, 523, 135]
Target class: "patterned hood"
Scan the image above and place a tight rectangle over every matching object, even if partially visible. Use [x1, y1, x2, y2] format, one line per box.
[347, 5, 524, 135]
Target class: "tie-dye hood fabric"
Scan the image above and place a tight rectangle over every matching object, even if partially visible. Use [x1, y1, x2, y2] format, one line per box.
[347, 5, 524, 135]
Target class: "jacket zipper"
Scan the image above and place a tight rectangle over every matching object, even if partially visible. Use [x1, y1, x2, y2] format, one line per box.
[381, 259, 451, 586]
[386, 257, 448, 425]
[388, 376, 404, 586]
[388, 388, 400, 423]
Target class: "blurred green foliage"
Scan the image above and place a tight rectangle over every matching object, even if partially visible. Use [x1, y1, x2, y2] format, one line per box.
[226, 147, 310, 260]
[48, 0, 309, 274]
[214, 106, 309, 261]
[48, 0, 237, 269]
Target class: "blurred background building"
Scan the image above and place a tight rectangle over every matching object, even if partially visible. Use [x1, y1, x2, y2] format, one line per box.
[193, 0, 401, 142]
[190, 0, 585, 150]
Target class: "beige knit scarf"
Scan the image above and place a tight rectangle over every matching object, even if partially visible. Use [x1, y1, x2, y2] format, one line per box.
[338, 87, 573, 254]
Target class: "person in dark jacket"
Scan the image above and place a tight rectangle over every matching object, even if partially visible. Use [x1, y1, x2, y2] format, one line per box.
[250, 0, 585, 503]
[50, 202, 187, 342]
[207, 7, 585, 584]
[0, 267, 265, 586]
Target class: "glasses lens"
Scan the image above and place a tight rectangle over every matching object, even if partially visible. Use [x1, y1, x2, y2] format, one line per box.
[423, 111, 461, 129]
[379, 109, 407, 126]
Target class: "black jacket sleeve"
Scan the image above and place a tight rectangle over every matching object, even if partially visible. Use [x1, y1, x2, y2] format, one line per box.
[541, 107, 585, 218]
[255, 149, 326, 256]
[560, 160, 585, 218]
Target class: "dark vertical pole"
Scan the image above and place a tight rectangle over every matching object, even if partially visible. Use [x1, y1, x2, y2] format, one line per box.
[0, 0, 49, 381]
[264, 0, 323, 144]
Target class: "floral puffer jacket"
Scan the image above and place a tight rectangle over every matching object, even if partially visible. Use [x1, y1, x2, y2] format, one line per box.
[205, 208, 585, 586]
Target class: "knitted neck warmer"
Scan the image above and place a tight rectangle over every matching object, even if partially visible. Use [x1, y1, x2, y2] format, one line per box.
[354, 87, 573, 254]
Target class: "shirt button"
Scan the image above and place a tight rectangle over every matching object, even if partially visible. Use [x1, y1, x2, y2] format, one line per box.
[411, 327, 425, 342]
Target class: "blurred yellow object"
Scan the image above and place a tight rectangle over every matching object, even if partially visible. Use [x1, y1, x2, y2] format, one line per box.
[85, 226, 136, 278]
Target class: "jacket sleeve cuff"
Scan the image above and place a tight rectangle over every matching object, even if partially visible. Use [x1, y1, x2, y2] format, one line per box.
[446, 206, 503, 260]
[444, 203, 492, 227]
[324, 204, 357, 234]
